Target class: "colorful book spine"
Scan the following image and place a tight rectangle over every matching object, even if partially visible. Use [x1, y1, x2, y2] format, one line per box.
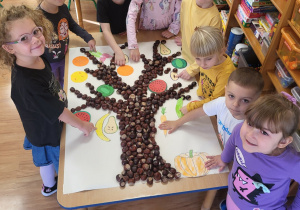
[241, 0, 265, 18]
[265, 12, 279, 27]
[237, 4, 259, 23]
[236, 9, 252, 27]
[247, 0, 273, 7]
[245, 0, 277, 13]
[259, 16, 271, 32]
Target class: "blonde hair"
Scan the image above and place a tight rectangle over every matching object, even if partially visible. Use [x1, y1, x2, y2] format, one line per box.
[190, 26, 224, 57]
[245, 94, 300, 139]
[228, 67, 264, 94]
[0, 5, 55, 67]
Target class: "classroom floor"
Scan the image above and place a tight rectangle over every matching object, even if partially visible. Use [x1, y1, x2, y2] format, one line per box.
[0, 1, 296, 209]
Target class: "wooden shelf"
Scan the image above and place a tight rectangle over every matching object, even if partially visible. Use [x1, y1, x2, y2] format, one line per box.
[288, 20, 300, 38]
[267, 71, 292, 94]
[271, 0, 285, 14]
[276, 50, 300, 87]
[225, 0, 232, 7]
[234, 14, 265, 64]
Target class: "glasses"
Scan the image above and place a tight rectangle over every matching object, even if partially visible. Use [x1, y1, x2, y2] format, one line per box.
[5, 26, 43, 45]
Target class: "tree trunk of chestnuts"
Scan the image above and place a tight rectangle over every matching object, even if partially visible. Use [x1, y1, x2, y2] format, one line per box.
[69, 40, 197, 187]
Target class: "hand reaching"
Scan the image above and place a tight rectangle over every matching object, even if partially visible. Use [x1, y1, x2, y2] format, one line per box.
[205, 155, 227, 172]
[115, 51, 126, 66]
[162, 30, 175, 39]
[130, 48, 140, 62]
[158, 120, 181, 134]
[80, 121, 96, 137]
[174, 36, 182, 46]
[178, 69, 191, 80]
[88, 39, 96, 52]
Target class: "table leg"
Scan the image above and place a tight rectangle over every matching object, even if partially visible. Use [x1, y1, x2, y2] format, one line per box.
[74, 0, 84, 28]
[201, 190, 218, 210]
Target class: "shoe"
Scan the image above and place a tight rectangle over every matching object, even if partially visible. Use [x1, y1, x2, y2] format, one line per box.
[219, 199, 227, 210]
[41, 179, 57, 197]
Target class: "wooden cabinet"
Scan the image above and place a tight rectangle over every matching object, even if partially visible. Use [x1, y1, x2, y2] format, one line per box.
[223, 0, 298, 93]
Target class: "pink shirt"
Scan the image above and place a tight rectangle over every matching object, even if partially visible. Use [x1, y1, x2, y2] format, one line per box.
[126, 0, 181, 49]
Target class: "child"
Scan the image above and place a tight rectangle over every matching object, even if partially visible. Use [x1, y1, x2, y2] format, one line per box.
[0, 5, 96, 196]
[38, 0, 96, 88]
[126, 0, 181, 61]
[179, 26, 235, 114]
[97, 0, 131, 66]
[159, 67, 264, 146]
[205, 94, 300, 209]
[175, 0, 222, 68]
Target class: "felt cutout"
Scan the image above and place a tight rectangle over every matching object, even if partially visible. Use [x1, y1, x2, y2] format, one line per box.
[125, 54, 129, 64]
[72, 56, 89, 67]
[71, 71, 88, 83]
[74, 111, 91, 122]
[170, 72, 179, 81]
[104, 116, 118, 134]
[160, 43, 171, 55]
[89, 51, 102, 58]
[160, 107, 167, 136]
[148, 79, 167, 93]
[174, 150, 210, 177]
[97, 85, 114, 97]
[95, 112, 111, 142]
[175, 97, 184, 118]
[117, 65, 134, 76]
[100, 53, 113, 62]
[171, 58, 187, 69]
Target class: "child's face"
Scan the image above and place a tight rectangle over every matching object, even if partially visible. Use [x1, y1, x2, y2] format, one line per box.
[3, 17, 45, 58]
[194, 51, 223, 70]
[225, 81, 260, 120]
[240, 120, 284, 155]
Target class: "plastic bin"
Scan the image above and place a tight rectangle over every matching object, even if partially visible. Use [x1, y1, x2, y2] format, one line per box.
[291, 86, 300, 102]
[275, 59, 294, 88]
[238, 47, 261, 71]
[278, 27, 300, 70]
[291, 0, 300, 35]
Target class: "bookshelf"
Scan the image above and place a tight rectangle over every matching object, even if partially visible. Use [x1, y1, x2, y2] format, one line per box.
[223, 0, 297, 92]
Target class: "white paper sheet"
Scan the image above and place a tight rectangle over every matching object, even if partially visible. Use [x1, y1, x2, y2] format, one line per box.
[63, 41, 228, 194]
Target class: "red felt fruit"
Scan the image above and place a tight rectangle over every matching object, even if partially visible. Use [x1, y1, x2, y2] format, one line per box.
[74, 111, 91, 122]
[148, 79, 167, 93]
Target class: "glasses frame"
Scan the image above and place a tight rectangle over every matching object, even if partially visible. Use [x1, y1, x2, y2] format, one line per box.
[5, 26, 44, 45]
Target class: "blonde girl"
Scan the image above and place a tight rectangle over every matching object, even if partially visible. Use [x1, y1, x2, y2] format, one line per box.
[0, 5, 95, 196]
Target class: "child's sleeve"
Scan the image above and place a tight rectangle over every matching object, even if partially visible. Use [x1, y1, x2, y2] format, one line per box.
[186, 70, 231, 112]
[167, 0, 181, 36]
[288, 158, 300, 209]
[67, 6, 94, 43]
[126, 0, 143, 50]
[221, 124, 238, 163]
[186, 61, 200, 77]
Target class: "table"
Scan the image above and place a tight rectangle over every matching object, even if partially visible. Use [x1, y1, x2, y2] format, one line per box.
[57, 30, 229, 209]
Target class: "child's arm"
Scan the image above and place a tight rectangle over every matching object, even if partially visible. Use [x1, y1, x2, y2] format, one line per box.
[158, 107, 206, 134]
[126, 0, 143, 62]
[174, 36, 182, 46]
[101, 23, 126, 66]
[162, 0, 181, 39]
[58, 108, 96, 136]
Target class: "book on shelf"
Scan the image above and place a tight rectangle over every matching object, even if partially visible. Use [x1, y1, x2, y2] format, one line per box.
[241, 0, 266, 18]
[237, 4, 259, 27]
[265, 12, 279, 27]
[250, 20, 268, 44]
[247, 0, 273, 7]
[259, 16, 271, 33]
[245, 0, 277, 13]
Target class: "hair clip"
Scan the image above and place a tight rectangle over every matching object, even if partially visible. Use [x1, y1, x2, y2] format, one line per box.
[194, 26, 200, 31]
[281, 91, 300, 109]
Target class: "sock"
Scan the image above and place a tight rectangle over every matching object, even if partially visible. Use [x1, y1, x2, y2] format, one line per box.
[40, 164, 56, 187]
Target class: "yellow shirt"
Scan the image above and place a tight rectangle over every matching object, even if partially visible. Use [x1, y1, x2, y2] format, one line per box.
[180, 0, 222, 68]
[187, 55, 236, 112]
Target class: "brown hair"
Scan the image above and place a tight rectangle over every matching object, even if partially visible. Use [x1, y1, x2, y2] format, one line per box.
[190, 26, 224, 57]
[245, 94, 300, 138]
[228, 67, 264, 94]
[0, 5, 55, 66]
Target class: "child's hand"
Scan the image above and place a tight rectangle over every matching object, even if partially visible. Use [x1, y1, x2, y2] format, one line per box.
[178, 69, 191, 80]
[158, 120, 180, 134]
[130, 48, 140, 62]
[115, 51, 126, 66]
[174, 36, 182, 46]
[205, 155, 227, 172]
[161, 30, 175, 39]
[180, 106, 188, 115]
[88, 39, 96, 52]
[80, 121, 96, 137]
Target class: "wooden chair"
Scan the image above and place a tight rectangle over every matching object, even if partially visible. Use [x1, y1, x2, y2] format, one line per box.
[68, 0, 97, 10]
